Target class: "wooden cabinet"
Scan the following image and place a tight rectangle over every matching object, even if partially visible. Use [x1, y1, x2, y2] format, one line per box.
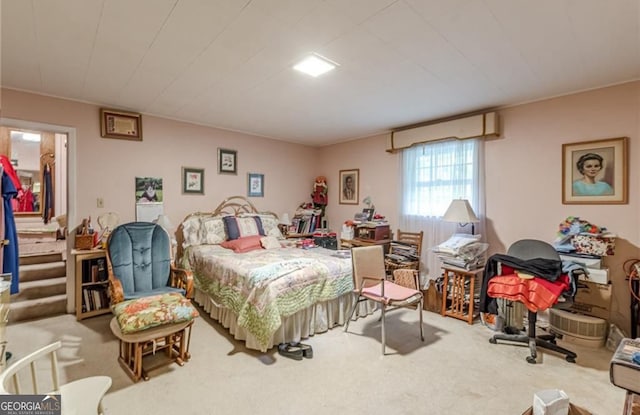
[440, 265, 483, 325]
[73, 249, 110, 320]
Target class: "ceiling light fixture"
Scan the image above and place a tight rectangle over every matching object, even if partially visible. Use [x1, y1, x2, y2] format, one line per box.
[293, 53, 339, 77]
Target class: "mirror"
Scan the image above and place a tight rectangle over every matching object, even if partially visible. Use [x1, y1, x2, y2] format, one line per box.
[10, 130, 42, 214]
[0, 127, 56, 217]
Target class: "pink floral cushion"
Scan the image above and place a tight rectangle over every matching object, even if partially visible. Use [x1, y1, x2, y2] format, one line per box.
[112, 292, 199, 334]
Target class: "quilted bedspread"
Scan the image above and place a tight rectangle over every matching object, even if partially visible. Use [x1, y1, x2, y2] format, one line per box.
[182, 245, 353, 350]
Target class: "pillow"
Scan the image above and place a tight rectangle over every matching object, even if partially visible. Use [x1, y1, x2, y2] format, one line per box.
[181, 216, 202, 248]
[223, 216, 265, 240]
[260, 236, 281, 250]
[241, 213, 284, 240]
[201, 216, 226, 244]
[112, 292, 199, 334]
[220, 235, 263, 253]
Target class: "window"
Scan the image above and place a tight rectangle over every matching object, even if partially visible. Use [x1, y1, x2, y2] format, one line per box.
[402, 139, 481, 217]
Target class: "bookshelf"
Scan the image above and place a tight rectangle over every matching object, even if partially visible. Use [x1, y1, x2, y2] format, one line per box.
[73, 249, 111, 320]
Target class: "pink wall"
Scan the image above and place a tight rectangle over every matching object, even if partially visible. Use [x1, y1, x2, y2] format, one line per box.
[485, 81, 640, 333]
[3, 81, 639, 333]
[1, 89, 319, 227]
[319, 81, 640, 333]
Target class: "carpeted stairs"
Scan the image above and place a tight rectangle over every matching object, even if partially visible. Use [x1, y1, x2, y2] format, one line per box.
[10, 252, 67, 322]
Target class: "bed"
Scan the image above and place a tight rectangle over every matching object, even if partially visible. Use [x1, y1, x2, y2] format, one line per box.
[176, 196, 375, 352]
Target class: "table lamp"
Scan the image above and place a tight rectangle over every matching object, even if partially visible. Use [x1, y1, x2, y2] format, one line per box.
[442, 199, 479, 234]
[279, 213, 291, 236]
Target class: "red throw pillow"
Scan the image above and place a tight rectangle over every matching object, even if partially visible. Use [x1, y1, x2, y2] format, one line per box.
[220, 235, 263, 253]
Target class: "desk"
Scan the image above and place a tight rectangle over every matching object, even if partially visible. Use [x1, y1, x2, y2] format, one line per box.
[440, 265, 483, 325]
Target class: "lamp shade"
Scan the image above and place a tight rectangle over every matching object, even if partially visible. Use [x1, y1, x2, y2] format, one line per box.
[280, 213, 291, 226]
[442, 199, 479, 224]
[154, 214, 175, 234]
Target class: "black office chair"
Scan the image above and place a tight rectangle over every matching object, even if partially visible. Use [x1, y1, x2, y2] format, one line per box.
[488, 239, 577, 364]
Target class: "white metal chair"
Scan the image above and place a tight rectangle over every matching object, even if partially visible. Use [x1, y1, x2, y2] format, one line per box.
[345, 245, 424, 355]
[0, 341, 112, 414]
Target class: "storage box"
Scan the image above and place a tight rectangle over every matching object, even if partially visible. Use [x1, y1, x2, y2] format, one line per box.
[580, 267, 609, 285]
[75, 234, 94, 250]
[570, 281, 612, 320]
[357, 225, 390, 241]
[559, 254, 602, 269]
[571, 233, 616, 256]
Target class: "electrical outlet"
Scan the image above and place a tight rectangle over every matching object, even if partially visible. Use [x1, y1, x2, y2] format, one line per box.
[97, 197, 104, 208]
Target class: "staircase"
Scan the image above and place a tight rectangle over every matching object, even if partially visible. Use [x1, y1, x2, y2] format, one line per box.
[10, 252, 67, 323]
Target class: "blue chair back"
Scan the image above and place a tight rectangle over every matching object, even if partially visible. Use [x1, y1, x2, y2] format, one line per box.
[107, 222, 176, 300]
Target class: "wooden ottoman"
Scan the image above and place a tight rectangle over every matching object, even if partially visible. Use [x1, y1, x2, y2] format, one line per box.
[109, 292, 198, 382]
[110, 318, 193, 382]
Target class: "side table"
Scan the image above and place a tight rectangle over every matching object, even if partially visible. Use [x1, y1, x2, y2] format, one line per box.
[440, 265, 483, 325]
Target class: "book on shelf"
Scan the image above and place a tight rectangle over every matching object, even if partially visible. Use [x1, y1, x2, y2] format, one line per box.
[610, 338, 640, 394]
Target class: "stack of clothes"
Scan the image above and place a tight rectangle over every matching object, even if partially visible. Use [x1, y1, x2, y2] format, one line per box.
[432, 233, 489, 270]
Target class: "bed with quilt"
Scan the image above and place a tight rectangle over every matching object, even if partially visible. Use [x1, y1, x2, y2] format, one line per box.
[176, 196, 375, 352]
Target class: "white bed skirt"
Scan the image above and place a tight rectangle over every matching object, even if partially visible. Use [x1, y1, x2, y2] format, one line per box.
[193, 288, 378, 352]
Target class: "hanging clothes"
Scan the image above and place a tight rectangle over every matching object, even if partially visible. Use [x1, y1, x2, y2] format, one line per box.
[2, 171, 19, 294]
[42, 163, 52, 224]
[0, 155, 22, 213]
[18, 186, 34, 212]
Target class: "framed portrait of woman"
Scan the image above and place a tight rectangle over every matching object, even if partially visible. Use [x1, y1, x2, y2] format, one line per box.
[562, 137, 628, 204]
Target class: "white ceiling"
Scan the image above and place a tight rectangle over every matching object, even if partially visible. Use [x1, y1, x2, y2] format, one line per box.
[2, 0, 639, 146]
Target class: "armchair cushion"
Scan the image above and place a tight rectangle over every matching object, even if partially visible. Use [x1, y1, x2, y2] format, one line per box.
[113, 292, 199, 334]
[108, 222, 187, 301]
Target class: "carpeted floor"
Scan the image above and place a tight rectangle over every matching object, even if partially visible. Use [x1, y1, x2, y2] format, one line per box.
[6, 306, 627, 414]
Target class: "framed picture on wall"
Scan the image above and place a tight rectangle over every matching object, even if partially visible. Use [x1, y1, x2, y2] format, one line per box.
[100, 108, 142, 141]
[247, 173, 264, 197]
[218, 148, 237, 174]
[182, 167, 204, 195]
[339, 169, 359, 205]
[562, 137, 628, 204]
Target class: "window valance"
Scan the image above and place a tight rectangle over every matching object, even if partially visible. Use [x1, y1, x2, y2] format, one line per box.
[387, 112, 499, 152]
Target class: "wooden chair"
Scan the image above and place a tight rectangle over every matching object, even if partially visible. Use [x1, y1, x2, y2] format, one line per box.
[0, 341, 112, 414]
[345, 245, 424, 355]
[385, 229, 424, 274]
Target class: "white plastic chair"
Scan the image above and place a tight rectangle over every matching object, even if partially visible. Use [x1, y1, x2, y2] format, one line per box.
[0, 341, 111, 415]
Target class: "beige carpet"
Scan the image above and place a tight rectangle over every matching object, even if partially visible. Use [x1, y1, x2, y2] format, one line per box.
[6, 307, 627, 414]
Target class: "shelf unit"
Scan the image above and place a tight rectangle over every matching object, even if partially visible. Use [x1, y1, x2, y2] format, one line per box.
[73, 249, 111, 320]
[440, 265, 483, 325]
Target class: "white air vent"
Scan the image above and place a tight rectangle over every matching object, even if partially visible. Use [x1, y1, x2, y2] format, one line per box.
[549, 309, 608, 348]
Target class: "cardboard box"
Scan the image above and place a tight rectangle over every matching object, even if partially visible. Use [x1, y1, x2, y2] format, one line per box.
[570, 280, 612, 320]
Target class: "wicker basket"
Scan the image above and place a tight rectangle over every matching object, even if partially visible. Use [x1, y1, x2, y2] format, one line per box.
[75, 234, 94, 250]
[384, 258, 418, 272]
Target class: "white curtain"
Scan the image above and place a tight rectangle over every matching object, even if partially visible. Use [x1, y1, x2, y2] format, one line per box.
[398, 138, 485, 285]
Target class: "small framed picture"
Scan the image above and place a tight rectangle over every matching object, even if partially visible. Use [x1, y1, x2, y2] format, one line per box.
[182, 167, 204, 195]
[339, 169, 359, 205]
[100, 108, 142, 141]
[218, 148, 237, 174]
[562, 137, 628, 204]
[362, 208, 375, 221]
[247, 173, 264, 197]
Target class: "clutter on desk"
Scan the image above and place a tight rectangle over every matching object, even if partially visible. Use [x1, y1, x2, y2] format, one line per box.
[432, 233, 488, 270]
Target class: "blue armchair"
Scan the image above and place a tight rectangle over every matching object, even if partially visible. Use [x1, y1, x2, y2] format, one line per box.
[106, 222, 193, 304]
